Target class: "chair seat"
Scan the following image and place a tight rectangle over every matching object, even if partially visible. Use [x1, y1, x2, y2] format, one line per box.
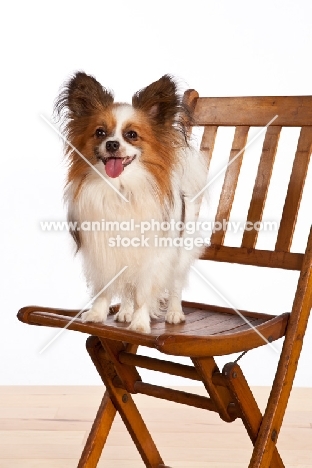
[17, 301, 289, 357]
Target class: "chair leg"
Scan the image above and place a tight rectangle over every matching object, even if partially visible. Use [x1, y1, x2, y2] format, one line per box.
[78, 391, 116, 467]
[222, 362, 284, 468]
[249, 231, 312, 467]
[85, 336, 164, 468]
[192, 356, 236, 422]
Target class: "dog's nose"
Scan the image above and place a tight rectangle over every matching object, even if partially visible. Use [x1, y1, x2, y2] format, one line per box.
[106, 140, 120, 152]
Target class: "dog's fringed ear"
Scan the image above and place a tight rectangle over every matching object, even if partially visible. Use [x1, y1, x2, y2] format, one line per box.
[55, 72, 114, 119]
[132, 75, 182, 125]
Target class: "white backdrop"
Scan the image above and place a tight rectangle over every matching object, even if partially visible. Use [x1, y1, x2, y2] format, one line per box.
[1, 0, 312, 386]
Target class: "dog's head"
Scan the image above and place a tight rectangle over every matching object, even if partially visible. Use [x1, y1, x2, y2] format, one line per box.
[55, 72, 189, 189]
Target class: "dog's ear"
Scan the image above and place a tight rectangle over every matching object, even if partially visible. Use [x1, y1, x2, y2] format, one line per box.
[55, 72, 114, 118]
[132, 75, 181, 125]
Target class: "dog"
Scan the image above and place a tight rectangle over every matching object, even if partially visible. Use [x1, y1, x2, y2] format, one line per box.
[55, 72, 206, 333]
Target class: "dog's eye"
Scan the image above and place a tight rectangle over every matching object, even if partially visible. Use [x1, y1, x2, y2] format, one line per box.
[125, 130, 138, 140]
[95, 128, 106, 138]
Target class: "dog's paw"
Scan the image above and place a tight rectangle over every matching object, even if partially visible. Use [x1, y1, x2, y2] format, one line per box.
[81, 307, 107, 323]
[114, 306, 133, 323]
[128, 315, 151, 334]
[165, 308, 186, 324]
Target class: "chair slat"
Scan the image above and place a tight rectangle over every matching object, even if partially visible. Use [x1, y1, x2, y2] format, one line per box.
[210, 126, 249, 245]
[202, 244, 303, 270]
[275, 126, 312, 252]
[199, 125, 218, 174]
[241, 126, 282, 249]
[193, 96, 312, 126]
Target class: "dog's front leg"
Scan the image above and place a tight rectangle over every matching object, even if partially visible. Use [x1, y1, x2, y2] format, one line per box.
[128, 285, 153, 334]
[114, 285, 134, 323]
[81, 294, 110, 323]
[165, 282, 186, 324]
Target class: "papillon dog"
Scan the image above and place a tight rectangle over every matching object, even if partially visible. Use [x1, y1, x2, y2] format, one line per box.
[56, 72, 206, 333]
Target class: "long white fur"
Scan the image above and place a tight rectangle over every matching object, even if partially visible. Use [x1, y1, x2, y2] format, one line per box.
[67, 104, 206, 333]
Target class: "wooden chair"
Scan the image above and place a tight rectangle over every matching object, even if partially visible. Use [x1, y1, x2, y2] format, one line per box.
[18, 92, 312, 467]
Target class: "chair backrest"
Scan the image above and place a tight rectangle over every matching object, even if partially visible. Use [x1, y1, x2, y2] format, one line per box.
[184, 91, 312, 271]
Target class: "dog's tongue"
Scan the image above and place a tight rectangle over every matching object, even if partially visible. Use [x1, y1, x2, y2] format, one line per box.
[105, 158, 124, 178]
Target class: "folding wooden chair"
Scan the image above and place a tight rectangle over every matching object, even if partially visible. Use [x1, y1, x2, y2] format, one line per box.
[18, 92, 312, 467]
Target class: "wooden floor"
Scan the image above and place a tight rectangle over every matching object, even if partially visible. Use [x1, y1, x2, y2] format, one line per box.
[0, 386, 311, 468]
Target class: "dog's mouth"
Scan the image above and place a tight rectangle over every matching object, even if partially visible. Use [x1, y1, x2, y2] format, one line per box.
[99, 155, 136, 178]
